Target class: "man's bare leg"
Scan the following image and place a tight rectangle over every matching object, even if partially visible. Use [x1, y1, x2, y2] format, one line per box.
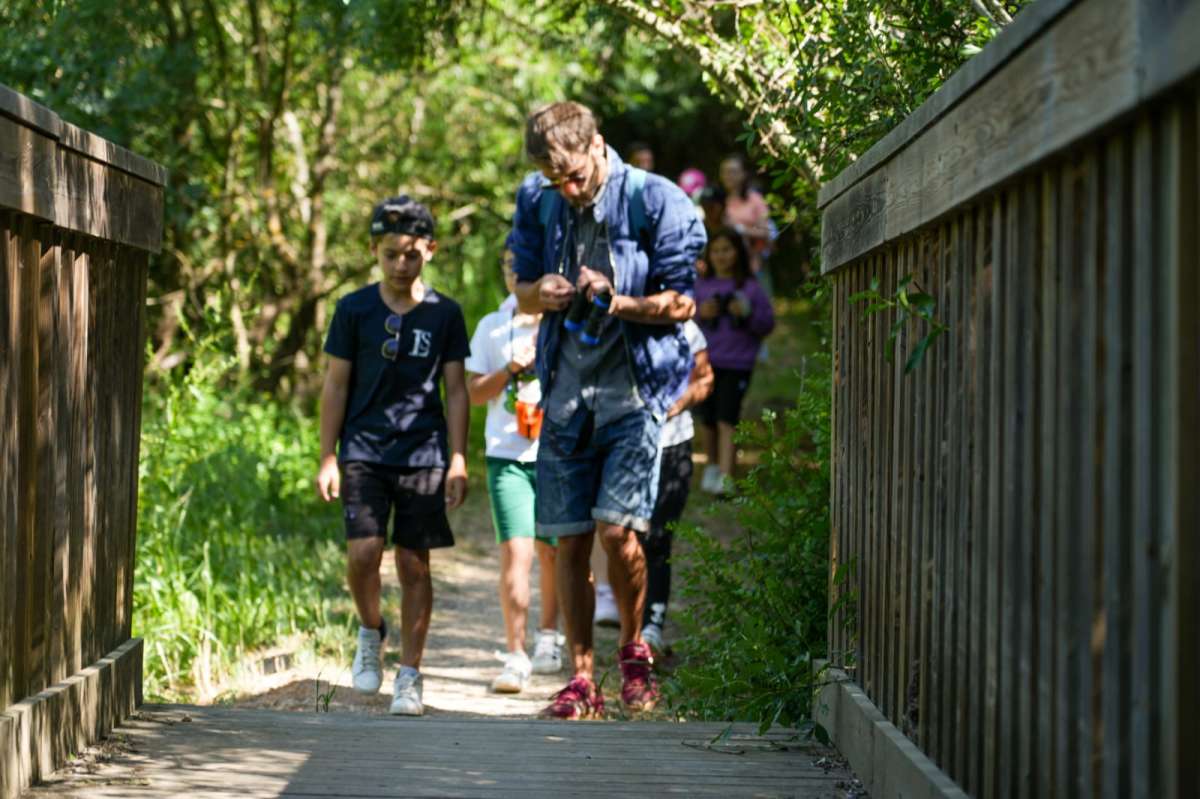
[535, 539, 559, 631]
[395, 547, 433, 669]
[555, 532, 595, 680]
[596, 521, 647, 646]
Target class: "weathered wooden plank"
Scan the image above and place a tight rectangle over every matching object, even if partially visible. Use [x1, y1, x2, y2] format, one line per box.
[865, 256, 881, 706]
[0, 115, 57, 222]
[1154, 97, 1195, 799]
[939, 214, 962, 784]
[1073, 147, 1102, 797]
[0, 214, 16, 712]
[981, 196, 1004, 799]
[829, 275, 844, 662]
[56, 150, 164, 254]
[1014, 176, 1041, 798]
[1165, 89, 1200, 799]
[898, 239, 918, 734]
[1128, 112, 1159, 799]
[58, 120, 168, 187]
[926, 226, 945, 763]
[1099, 127, 1132, 799]
[15, 215, 41, 703]
[965, 204, 990, 797]
[1036, 166, 1061, 799]
[951, 207, 974, 787]
[0, 84, 61, 139]
[877, 251, 895, 722]
[1054, 157, 1081, 799]
[120, 251, 148, 639]
[997, 186, 1019, 799]
[888, 247, 908, 727]
[64, 236, 87, 679]
[49, 229, 72, 687]
[33, 222, 58, 694]
[916, 230, 936, 756]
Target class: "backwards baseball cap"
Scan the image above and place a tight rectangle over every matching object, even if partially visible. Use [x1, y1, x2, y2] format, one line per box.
[370, 195, 436, 239]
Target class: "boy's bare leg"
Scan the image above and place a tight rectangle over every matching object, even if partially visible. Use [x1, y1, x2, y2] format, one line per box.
[597, 521, 647, 646]
[556, 533, 595, 680]
[395, 547, 433, 669]
[347, 538, 386, 629]
[535, 539, 559, 631]
[499, 538, 534, 652]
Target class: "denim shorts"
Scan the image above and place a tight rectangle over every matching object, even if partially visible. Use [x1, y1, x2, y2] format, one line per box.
[535, 406, 663, 537]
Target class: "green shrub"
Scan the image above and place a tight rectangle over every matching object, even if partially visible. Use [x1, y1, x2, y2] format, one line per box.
[669, 349, 837, 733]
[134, 351, 346, 700]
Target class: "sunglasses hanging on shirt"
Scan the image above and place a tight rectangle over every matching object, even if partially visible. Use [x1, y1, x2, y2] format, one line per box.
[381, 313, 403, 360]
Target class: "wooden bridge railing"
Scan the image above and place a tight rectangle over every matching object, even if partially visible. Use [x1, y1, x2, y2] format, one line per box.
[0, 84, 164, 799]
[818, 0, 1197, 797]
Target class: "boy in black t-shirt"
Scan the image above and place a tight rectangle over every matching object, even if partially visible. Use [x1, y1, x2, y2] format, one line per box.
[316, 196, 470, 716]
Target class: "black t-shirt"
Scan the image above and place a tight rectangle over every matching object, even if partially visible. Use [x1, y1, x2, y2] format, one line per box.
[323, 284, 470, 468]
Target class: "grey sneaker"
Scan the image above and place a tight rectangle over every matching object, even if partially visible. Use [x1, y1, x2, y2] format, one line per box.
[352, 625, 384, 695]
[641, 623, 664, 657]
[390, 668, 424, 716]
[531, 629, 564, 674]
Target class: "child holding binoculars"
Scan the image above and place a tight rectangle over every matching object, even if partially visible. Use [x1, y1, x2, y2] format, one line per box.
[694, 227, 776, 496]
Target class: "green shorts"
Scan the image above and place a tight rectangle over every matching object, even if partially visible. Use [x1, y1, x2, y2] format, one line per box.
[486, 457, 556, 546]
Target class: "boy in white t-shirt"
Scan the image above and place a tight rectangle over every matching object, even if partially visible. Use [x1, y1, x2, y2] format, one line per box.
[638, 319, 712, 655]
[465, 250, 562, 694]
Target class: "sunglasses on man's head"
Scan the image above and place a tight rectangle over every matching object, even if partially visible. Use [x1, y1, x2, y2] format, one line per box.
[381, 313, 403, 360]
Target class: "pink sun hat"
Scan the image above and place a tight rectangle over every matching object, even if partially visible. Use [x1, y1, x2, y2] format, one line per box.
[677, 168, 707, 199]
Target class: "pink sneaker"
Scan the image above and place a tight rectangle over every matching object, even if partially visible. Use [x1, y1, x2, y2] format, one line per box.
[539, 676, 605, 720]
[619, 641, 660, 711]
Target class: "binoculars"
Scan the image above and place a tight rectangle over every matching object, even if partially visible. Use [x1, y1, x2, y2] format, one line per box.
[707, 291, 748, 328]
[563, 288, 611, 346]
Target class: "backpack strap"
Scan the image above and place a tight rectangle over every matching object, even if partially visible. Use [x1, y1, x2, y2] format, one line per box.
[538, 186, 560, 228]
[626, 167, 647, 242]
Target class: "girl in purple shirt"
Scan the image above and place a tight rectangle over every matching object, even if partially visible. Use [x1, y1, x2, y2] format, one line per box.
[694, 228, 776, 495]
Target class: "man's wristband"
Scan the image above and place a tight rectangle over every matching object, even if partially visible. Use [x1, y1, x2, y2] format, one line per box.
[506, 363, 521, 376]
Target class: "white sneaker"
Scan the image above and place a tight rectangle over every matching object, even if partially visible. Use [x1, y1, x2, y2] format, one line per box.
[352, 625, 384, 695]
[390, 667, 424, 715]
[641, 623, 664, 657]
[531, 629, 565, 674]
[490, 650, 532, 693]
[701, 464, 722, 494]
[594, 583, 620, 628]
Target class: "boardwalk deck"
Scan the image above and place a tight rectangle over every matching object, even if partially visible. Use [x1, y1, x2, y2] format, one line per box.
[24, 705, 855, 798]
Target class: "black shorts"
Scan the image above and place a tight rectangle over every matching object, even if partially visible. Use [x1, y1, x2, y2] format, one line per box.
[698, 367, 753, 427]
[648, 440, 694, 535]
[340, 461, 455, 550]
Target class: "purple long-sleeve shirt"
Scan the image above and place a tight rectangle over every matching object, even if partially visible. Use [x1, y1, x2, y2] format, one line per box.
[694, 276, 775, 371]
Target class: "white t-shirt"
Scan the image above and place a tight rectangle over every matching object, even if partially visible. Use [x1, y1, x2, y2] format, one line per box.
[465, 296, 542, 462]
[660, 320, 707, 448]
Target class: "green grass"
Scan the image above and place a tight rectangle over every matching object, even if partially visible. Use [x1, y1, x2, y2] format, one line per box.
[134, 355, 348, 700]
